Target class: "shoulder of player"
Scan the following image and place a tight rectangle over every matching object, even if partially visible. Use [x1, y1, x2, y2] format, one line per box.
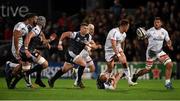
[109, 28, 119, 35]
[31, 25, 41, 35]
[160, 28, 168, 33]
[15, 22, 26, 28]
[32, 25, 41, 32]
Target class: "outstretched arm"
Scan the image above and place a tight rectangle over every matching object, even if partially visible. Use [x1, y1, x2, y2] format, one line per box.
[58, 31, 72, 50]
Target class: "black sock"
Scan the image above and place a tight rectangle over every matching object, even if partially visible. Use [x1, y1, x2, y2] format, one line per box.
[11, 73, 23, 88]
[77, 66, 85, 83]
[36, 69, 42, 81]
[51, 68, 64, 83]
[26, 64, 42, 75]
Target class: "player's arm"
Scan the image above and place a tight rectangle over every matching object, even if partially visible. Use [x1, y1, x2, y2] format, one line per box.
[167, 40, 173, 50]
[88, 40, 102, 50]
[111, 39, 120, 57]
[58, 31, 72, 50]
[24, 31, 36, 58]
[165, 30, 173, 51]
[13, 30, 22, 59]
[24, 32, 36, 49]
[40, 32, 52, 49]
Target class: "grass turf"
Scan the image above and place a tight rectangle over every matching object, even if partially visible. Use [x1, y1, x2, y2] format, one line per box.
[0, 78, 180, 100]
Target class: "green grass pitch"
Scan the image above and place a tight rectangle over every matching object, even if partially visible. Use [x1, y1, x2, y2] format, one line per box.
[0, 78, 180, 100]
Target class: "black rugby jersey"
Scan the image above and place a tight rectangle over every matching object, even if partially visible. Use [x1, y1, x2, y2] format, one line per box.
[68, 31, 91, 55]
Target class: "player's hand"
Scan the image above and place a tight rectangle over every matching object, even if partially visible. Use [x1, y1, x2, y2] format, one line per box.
[49, 33, 57, 42]
[57, 44, 63, 50]
[117, 52, 127, 64]
[46, 44, 51, 49]
[97, 44, 102, 49]
[16, 55, 22, 64]
[15, 51, 22, 64]
[168, 46, 174, 51]
[25, 49, 32, 58]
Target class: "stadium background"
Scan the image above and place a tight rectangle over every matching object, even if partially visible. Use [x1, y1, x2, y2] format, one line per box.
[0, 0, 180, 80]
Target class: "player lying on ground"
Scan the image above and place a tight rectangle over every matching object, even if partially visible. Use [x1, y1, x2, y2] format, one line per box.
[97, 72, 123, 90]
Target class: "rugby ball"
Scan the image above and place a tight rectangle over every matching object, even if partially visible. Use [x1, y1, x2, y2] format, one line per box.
[136, 27, 147, 39]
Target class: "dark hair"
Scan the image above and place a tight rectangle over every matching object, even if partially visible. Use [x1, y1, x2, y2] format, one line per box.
[154, 17, 161, 21]
[120, 19, 129, 26]
[23, 13, 37, 21]
[96, 75, 105, 89]
[80, 22, 88, 27]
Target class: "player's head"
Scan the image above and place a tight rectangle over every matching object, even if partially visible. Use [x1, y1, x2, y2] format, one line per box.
[80, 23, 89, 35]
[37, 16, 46, 28]
[24, 13, 38, 26]
[154, 17, 162, 29]
[96, 75, 106, 89]
[119, 19, 129, 33]
[88, 24, 95, 35]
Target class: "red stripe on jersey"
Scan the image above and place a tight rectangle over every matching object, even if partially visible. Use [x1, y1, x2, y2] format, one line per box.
[160, 54, 169, 59]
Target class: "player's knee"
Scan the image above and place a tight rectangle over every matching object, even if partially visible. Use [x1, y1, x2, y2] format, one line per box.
[37, 56, 46, 65]
[166, 62, 173, 70]
[90, 65, 95, 72]
[164, 58, 172, 65]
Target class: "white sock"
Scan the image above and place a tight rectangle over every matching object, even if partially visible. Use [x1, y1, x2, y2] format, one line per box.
[165, 79, 171, 85]
[123, 67, 131, 81]
[84, 68, 90, 73]
[8, 61, 19, 68]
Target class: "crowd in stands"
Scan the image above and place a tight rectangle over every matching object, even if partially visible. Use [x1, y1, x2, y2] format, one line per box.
[0, 0, 180, 63]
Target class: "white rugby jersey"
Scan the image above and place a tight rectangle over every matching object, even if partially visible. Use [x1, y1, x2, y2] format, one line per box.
[146, 27, 170, 52]
[11, 22, 29, 57]
[105, 27, 126, 52]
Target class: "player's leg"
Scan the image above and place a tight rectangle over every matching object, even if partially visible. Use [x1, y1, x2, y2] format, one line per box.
[48, 62, 73, 88]
[112, 72, 123, 89]
[132, 59, 153, 82]
[5, 60, 22, 88]
[132, 50, 155, 83]
[157, 51, 173, 89]
[21, 62, 33, 87]
[34, 55, 48, 87]
[9, 72, 23, 89]
[73, 55, 86, 88]
[118, 52, 137, 85]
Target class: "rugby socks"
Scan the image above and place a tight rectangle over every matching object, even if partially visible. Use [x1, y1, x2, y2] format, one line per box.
[51, 68, 64, 83]
[77, 66, 85, 83]
[84, 68, 90, 73]
[123, 67, 131, 81]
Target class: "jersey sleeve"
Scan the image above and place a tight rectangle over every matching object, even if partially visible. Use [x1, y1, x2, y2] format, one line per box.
[69, 32, 77, 39]
[164, 29, 170, 42]
[109, 29, 118, 40]
[14, 23, 26, 32]
[31, 26, 41, 37]
[88, 34, 92, 42]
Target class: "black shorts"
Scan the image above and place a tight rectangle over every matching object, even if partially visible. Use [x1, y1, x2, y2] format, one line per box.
[64, 51, 76, 64]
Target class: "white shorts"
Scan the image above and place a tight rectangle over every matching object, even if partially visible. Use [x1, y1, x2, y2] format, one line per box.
[105, 50, 115, 62]
[146, 50, 172, 69]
